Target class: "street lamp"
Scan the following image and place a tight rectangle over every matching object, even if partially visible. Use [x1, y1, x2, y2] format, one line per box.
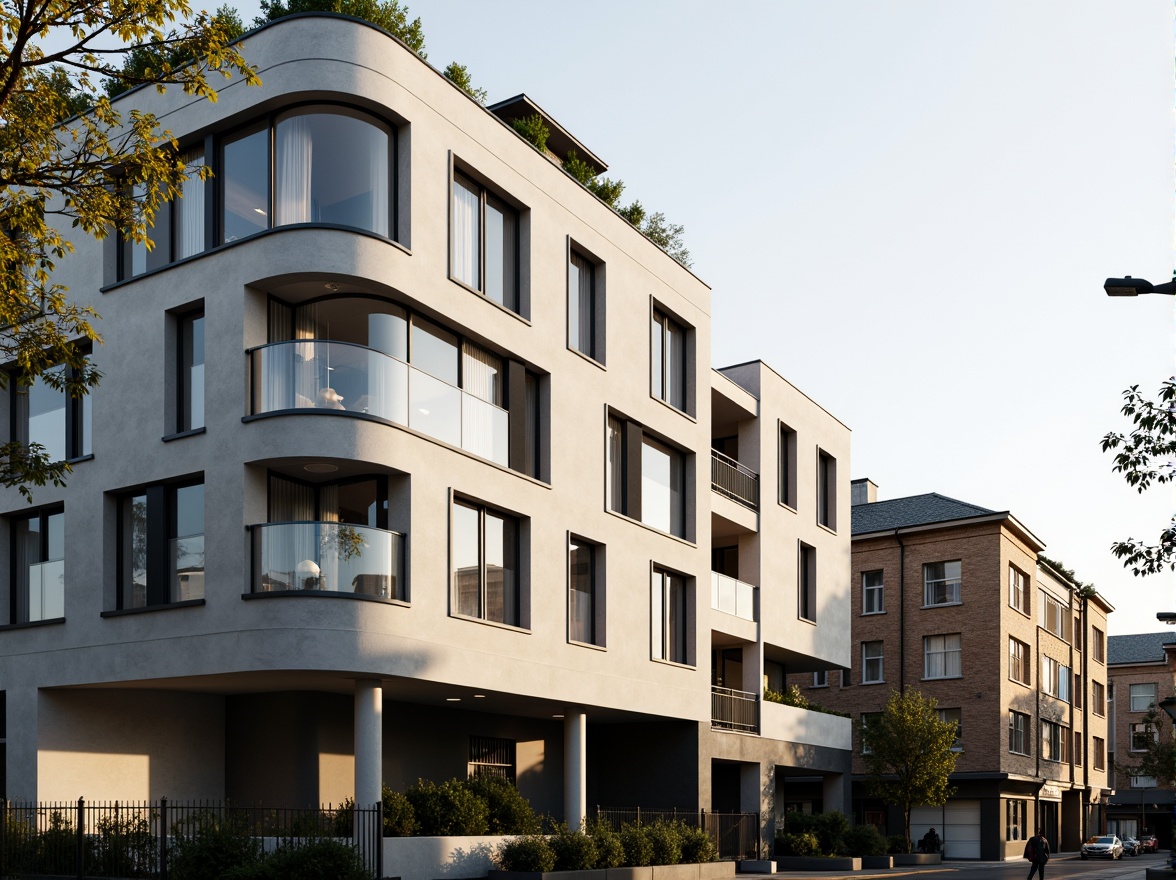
[1104, 276, 1176, 297]
[1159, 612, 1176, 625]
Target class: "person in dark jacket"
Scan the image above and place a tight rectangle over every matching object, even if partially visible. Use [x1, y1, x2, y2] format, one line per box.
[920, 828, 941, 853]
[1026, 829, 1050, 879]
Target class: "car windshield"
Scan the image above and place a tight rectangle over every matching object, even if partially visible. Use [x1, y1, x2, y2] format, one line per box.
[1096, 837, 1115, 844]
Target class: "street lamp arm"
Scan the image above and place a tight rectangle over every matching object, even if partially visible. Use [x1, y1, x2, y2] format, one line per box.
[1104, 276, 1176, 297]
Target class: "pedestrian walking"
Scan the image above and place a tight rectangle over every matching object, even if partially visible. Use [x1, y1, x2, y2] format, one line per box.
[1025, 828, 1050, 880]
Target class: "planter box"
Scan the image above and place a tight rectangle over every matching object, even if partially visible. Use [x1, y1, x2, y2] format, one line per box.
[491, 864, 734, 880]
[699, 862, 736, 880]
[892, 853, 941, 866]
[773, 857, 862, 872]
[861, 855, 893, 869]
[388, 835, 512, 880]
[737, 859, 775, 873]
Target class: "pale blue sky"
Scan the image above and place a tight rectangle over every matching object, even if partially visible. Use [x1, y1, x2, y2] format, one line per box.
[236, 1, 1176, 633]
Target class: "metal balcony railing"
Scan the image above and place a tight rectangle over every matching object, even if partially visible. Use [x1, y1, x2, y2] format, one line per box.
[710, 449, 759, 510]
[711, 685, 759, 734]
[711, 571, 757, 622]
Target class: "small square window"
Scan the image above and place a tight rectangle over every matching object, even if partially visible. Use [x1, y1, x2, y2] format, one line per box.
[1130, 683, 1158, 712]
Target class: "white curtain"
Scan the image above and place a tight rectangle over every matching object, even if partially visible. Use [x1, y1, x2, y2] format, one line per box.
[276, 116, 314, 225]
[452, 178, 479, 288]
[570, 253, 593, 355]
[461, 342, 502, 461]
[461, 342, 501, 405]
[177, 149, 205, 259]
[369, 130, 389, 236]
[607, 415, 624, 513]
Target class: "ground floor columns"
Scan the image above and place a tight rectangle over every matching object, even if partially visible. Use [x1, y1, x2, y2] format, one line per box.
[822, 772, 848, 814]
[354, 679, 383, 810]
[564, 710, 586, 827]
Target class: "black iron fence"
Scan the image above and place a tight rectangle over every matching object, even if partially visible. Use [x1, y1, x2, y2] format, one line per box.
[0, 798, 382, 879]
[593, 806, 760, 861]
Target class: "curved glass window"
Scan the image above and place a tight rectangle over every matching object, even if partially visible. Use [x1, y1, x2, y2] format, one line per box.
[274, 107, 390, 236]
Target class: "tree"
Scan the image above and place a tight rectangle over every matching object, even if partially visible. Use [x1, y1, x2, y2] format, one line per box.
[1, 0, 257, 497]
[858, 689, 959, 851]
[443, 62, 487, 104]
[255, 0, 425, 56]
[1101, 377, 1176, 575]
[1116, 702, 1176, 787]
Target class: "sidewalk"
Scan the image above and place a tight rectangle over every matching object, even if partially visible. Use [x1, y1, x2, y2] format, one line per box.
[738, 851, 1088, 880]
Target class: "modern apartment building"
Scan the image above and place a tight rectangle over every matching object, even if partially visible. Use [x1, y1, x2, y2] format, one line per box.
[789, 480, 1113, 860]
[1106, 631, 1176, 847]
[0, 14, 853, 833]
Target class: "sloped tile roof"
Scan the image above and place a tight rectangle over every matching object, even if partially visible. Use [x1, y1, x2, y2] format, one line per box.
[852, 493, 997, 536]
[1108, 631, 1176, 665]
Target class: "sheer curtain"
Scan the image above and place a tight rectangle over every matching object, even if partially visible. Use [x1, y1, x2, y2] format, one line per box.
[176, 149, 205, 259]
[452, 178, 479, 288]
[276, 115, 314, 225]
[570, 253, 593, 356]
[461, 342, 502, 461]
[294, 304, 319, 407]
[265, 476, 316, 591]
[369, 129, 389, 236]
[607, 416, 624, 514]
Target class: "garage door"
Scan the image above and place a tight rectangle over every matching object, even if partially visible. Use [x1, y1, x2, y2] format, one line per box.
[910, 800, 981, 859]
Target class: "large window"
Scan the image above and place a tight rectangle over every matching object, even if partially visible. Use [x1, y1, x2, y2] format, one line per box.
[1039, 591, 1071, 641]
[799, 543, 816, 622]
[923, 560, 961, 606]
[568, 250, 601, 360]
[606, 414, 687, 539]
[1009, 565, 1029, 614]
[121, 147, 205, 278]
[452, 173, 518, 312]
[118, 480, 204, 609]
[924, 633, 962, 679]
[1092, 681, 1105, 717]
[1041, 656, 1072, 702]
[452, 500, 520, 627]
[1131, 723, 1157, 752]
[650, 308, 687, 412]
[13, 362, 92, 463]
[862, 641, 884, 684]
[569, 537, 602, 646]
[1130, 683, 1158, 712]
[222, 108, 392, 245]
[1009, 710, 1030, 755]
[178, 309, 205, 433]
[11, 507, 64, 623]
[651, 568, 690, 665]
[816, 449, 836, 530]
[1041, 720, 1069, 763]
[1009, 637, 1031, 685]
[862, 570, 884, 614]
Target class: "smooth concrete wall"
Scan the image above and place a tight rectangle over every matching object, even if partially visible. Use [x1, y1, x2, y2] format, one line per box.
[36, 689, 225, 802]
[588, 720, 699, 809]
[759, 702, 851, 751]
[383, 835, 508, 880]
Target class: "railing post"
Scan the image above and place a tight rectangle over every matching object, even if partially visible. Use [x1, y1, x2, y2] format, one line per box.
[756, 811, 762, 861]
[160, 796, 169, 880]
[75, 797, 84, 880]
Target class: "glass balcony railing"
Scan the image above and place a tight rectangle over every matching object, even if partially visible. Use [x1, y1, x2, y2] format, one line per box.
[26, 559, 64, 621]
[249, 340, 508, 466]
[251, 521, 405, 601]
[711, 571, 757, 622]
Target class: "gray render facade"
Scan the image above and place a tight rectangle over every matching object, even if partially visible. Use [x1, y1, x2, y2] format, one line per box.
[0, 15, 853, 831]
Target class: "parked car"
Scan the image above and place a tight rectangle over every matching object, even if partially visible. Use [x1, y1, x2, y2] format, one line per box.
[1081, 836, 1124, 860]
[1121, 836, 1139, 856]
[1140, 834, 1159, 853]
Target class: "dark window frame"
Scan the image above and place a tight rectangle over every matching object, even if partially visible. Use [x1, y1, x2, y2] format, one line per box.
[568, 535, 603, 647]
[450, 169, 521, 313]
[9, 504, 65, 625]
[177, 307, 205, 434]
[451, 497, 523, 629]
[10, 352, 93, 463]
[816, 448, 836, 530]
[799, 542, 816, 622]
[778, 422, 797, 509]
[116, 475, 205, 611]
[567, 245, 601, 361]
[651, 565, 691, 666]
[650, 306, 689, 414]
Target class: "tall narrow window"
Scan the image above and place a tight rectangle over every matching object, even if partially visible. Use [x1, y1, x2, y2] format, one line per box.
[1009, 710, 1029, 755]
[816, 449, 836, 529]
[221, 124, 270, 243]
[14, 361, 92, 462]
[569, 538, 600, 646]
[179, 310, 205, 432]
[799, 543, 816, 622]
[11, 508, 64, 623]
[1009, 637, 1031, 685]
[651, 568, 689, 664]
[1092, 681, 1105, 716]
[862, 641, 883, 683]
[778, 422, 797, 508]
[118, 479, 204, 609]
[607, 415, 626, 515]
[451, 173, 518, 312]
[1009, 565, 1029, 614]
[650, 308, 687, 411]
[122, 147, 204, 278]
[641, 437, 685, 537]
[452, 500, 520, 627]
[568, 251, 596, 359]
[862, 570, 884, 614]
[1092, 626, 1105, 662]
[1093, 736, 1105, 770]
[937, 708, 962, 750]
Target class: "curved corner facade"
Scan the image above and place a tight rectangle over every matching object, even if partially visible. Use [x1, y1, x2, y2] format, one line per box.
[0, 16, 851, 829]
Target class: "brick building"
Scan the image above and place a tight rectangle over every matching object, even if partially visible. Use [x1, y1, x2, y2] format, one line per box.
[789, 480, 1113, 860]
[1106, 631, 1176, 847]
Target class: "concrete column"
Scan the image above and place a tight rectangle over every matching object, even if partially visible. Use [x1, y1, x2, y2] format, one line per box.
[822, 772, 849, 814]
[354, 679, 383, 810]
[564, 711, 587, 827]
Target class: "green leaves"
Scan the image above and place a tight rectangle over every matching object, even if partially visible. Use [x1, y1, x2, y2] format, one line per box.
[256, 0, 425, 56]
[511, 113, 550, 153]
[442, 62, 487, 104]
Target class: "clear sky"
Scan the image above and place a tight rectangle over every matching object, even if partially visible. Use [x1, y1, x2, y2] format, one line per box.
[236, 0, 1175, 633]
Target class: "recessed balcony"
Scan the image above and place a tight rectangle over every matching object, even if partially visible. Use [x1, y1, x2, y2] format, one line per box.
[711, 685, 759, 734]
[250, 521, 405, 600]
[711, 571, 757, 622]
[248, 340, 508, 466]
[710, 450, 758, 510]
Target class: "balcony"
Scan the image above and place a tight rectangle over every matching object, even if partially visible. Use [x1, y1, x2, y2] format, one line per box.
[711, 685, 759, 734]
[711, 572, 757, 622]
[249, 340, 508, 466]
[250, 521, 406, 600]
[710, 450, 758, 510]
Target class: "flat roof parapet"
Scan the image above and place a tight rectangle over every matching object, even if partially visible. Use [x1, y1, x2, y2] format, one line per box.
[489, 93, 608, 175]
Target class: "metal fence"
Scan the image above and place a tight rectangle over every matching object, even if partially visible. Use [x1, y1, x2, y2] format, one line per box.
[710, 450, 759, 510]
[0, 798, 382, 879]
[593, 806, 760, 861]
[711, 685, 759, 734]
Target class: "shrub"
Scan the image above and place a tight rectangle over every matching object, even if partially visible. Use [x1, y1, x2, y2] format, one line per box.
[497, 833, 556, 872]
[781, 810, 848, 856]
[549, 822, 597, 871]
[776, 831, 820, 858]
[91, 812, 157, 878]
[405, 779, 489, 836]
[887, 834, 912, 855]
[464, 775, 540, 834]
[619, 822, 652, 867]
[645, 821, 682, 866]
[511, 114, 550, 153]
[840, 824, 888, 857]
[586, 819, 625, 868]
[382, 788, 417, 837]
[169, 812, 263, 880]
[222, 838, 372, 880]
[677, 823, 717, 863]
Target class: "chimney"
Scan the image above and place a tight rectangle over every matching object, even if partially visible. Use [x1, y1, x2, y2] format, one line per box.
[851, 478, 878, 506]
